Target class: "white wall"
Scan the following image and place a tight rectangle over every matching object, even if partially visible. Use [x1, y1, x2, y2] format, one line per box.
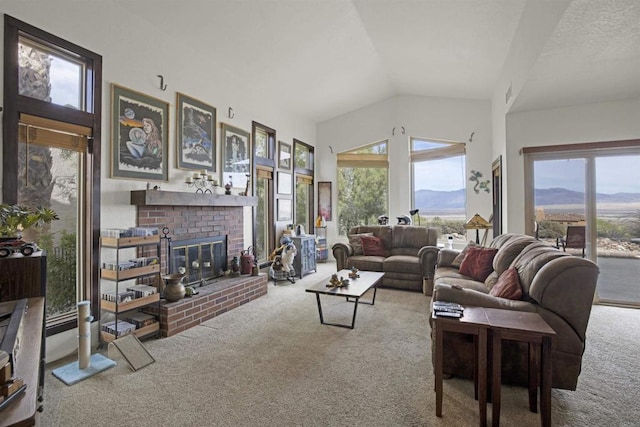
[505, 97, 640, 234]
[317, 94, 493, 245]
[0, 3, 315, 360]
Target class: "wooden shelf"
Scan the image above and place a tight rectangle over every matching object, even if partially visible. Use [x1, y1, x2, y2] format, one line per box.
[101, 264, 160, 281]
[100, 235, 160, 248]
[100, 321, 160, 343]
[101, 293, 160, 313]
[130, 190, 258, 207]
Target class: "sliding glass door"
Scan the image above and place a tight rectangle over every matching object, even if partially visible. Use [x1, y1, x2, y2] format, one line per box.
[527, 148, 640, 307]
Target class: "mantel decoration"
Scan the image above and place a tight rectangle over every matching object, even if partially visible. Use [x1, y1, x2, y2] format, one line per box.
[185, 170, 218, 194]
[469, 170, 490, 194]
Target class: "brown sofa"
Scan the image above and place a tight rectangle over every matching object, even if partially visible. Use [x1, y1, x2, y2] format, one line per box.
[430, 233, 599, 390]
[331, 225, 439, 293]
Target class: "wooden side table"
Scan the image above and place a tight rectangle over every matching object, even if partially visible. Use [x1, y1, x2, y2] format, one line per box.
[433, 306, 490, 427]
[484, 308, 556, 427]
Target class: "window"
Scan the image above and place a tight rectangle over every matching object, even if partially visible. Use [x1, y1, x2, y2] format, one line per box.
[3, 16, 102, 334]
[252, 122, 275, 264]
[337, 141, 388, 235]
[293, 139, 314, 234]
[410, 138, 466, 235]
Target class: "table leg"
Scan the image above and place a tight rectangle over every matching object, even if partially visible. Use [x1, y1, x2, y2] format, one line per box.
[478, 328, 487, 427]
[315, 293, 324, 325]
[492, 331, 502, 427]
[529, 343, 540, 413]
[435, 323, 443, 417]
[540, 336, 552, 427]
[350, 297, 359, 329]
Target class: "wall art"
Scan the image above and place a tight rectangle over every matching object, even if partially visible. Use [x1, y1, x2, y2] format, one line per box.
[176, 92, 216, 171]
[221, 123, 251, 191]
[318, 181, 332, 221]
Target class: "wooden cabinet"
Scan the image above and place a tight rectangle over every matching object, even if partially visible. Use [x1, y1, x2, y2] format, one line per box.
[99, 235, 161, 343]
[292, 235, 316, 279]
[0, 252, 46, 302]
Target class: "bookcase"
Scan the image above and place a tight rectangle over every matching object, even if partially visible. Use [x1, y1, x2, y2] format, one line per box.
[99, 234, 161, 343]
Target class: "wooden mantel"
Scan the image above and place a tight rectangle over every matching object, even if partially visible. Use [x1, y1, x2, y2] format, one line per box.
[130, 190, 258, 207]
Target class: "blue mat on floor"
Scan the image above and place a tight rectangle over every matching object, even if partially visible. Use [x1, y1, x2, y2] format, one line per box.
[52, 353, 116, 386]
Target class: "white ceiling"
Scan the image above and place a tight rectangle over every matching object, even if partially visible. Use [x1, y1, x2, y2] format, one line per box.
[124, 0, 640, 123]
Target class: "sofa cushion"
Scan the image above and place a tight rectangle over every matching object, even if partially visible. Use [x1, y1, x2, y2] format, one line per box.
[348, 232, 373, 255]
[491, 235, 539, 275]
[361, 235, 388, 256]
[384, 255, 422, 275]
[346, 255, 384, 272]
[459, 246, 498, 282]
[349, 226, 393, 251]
[490, 267, 523, 300]
[451, 241, 477, 268]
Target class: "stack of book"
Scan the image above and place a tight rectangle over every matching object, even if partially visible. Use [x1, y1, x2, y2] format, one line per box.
[433, 301, 464, 318]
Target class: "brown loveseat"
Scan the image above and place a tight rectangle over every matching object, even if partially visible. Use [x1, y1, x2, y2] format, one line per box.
[430, 233, 599, 390]
[331, 225, 439, 293]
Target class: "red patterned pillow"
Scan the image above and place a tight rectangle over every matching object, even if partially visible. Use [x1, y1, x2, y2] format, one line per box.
[490, 267, 523, 300]
[360, 235, 387, 257]
[459, 246, 498, 282]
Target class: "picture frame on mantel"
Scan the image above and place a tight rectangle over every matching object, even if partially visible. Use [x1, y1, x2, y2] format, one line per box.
[176, 92, 216, 172]
[111, 84, 169, 181]
[221, 123, 251, 192]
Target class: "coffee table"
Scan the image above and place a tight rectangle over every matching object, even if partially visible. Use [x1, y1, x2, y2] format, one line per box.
[305, 270, 383, 329]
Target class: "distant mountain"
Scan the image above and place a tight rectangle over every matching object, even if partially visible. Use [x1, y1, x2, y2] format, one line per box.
[414, 187, 640, 210]
[414, 189, 465, 210]
[535, 187, 640, 205]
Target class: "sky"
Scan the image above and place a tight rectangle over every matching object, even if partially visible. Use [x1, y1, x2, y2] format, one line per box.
[413, 156, 466, 191]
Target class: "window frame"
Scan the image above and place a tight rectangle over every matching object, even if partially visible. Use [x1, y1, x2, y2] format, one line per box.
[293, 139, 314, 233]
[3, 15, 102, 335]
[251, 122, 276, 262]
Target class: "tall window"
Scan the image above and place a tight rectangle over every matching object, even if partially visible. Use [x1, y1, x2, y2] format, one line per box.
[293, 139, 314, 234]
[337, 141, 388, 235]
[3, 16, 102, 334]
[410, 138, 466, 235]
[252, 122, 275, 264]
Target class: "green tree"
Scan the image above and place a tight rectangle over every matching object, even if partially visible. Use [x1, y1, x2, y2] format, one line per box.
[338, 166, 388, 235]
[38, 231, 77, 316]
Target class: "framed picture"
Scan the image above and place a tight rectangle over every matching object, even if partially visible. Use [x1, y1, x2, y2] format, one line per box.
[111, 84, 169, 181]
[277, 199, 292, 221]
[176, 92, 216, 171]
[277, 171, 292, 195]
[278, 141, 292, 170]
[318, 181, 332, 221]
[221, 123, 251, 192]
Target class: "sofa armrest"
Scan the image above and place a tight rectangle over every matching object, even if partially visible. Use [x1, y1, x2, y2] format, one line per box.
[331, 242, 353, 271]
[432, 283, 538, 312]
[436, 249, 460, 268]
[418, 246, 440, 295]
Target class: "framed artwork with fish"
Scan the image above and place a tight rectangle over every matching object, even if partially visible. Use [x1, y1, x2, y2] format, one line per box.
[176, 92, 216, 171]
[111, 84, 169, 181]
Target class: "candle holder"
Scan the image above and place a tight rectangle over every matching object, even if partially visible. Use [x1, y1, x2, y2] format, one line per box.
[185, 170, 218, 194]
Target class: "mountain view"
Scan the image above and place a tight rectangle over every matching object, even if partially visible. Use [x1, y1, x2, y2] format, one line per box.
[415, 188, 640, 212]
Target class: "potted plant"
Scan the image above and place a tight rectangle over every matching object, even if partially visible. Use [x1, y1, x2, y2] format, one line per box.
[0, 204, 58, 257]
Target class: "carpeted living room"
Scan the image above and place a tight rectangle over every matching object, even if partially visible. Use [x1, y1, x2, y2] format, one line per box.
[1, 1, 639, 426]
[40, 261, 639, 427]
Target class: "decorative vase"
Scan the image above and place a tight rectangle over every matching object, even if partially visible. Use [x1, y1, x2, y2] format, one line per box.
[162, 273, 186, 302]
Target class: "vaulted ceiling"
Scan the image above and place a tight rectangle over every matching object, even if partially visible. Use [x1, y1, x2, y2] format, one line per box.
[125, 0, 640, 123]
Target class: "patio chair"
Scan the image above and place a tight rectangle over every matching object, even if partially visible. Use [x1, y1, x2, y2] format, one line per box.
[556, 225, 586, 257]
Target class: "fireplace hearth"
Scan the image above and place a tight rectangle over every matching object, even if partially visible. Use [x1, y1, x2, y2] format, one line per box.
[169, 236, 227, 286]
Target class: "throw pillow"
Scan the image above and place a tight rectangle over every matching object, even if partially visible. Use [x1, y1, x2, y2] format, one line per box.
[459, 246, 498, 282]
[490, 267, 523, 300]
[451, 241, 477, 268]
[348, 232, 373, 255]
[360, 235, 387, 257]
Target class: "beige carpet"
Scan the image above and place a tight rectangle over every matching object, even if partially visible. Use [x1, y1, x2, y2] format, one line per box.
[41, 262, 639, 426]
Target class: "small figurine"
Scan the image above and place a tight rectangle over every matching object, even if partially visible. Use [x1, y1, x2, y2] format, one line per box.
[348, 266, 360, 280]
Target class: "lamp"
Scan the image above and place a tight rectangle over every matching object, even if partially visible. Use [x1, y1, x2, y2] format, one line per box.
[409, 209, 420, 225]
[464, 213, 492, 244]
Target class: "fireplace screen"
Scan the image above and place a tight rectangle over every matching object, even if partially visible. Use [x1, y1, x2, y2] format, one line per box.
[170, 236, 227, 286]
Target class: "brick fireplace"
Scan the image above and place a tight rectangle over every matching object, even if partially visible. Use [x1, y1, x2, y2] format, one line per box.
[130, 190, 267, 336]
